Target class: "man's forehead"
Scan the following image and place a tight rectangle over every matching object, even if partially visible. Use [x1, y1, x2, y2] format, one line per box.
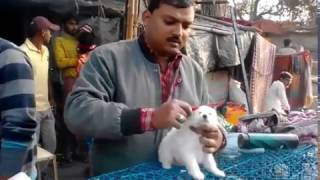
[156, 4, 194, 21]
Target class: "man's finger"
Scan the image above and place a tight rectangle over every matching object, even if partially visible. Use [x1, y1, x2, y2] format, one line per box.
[203, 147, 218, 153]
[172, 120, 182, 129]
[202, 131, 219, 139]
[198, 123, 219, 132]
[200, 136, 218, 148]
[175, 113, 186, 124]
[176, 106, 188, 120]
[174, 99, 192, 116]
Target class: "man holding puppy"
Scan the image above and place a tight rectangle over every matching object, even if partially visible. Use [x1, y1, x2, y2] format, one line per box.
[64, 0, 226, 175]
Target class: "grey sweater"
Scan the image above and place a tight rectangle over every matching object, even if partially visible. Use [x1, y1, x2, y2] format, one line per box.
[64, 39, 209, 175]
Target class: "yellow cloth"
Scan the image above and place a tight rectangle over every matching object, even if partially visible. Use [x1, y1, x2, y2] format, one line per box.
[53, 33, 78, 78]
[20, 39, 50, 111]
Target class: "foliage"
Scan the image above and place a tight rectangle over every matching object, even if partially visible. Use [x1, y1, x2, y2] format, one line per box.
[234, 0, 316, 25]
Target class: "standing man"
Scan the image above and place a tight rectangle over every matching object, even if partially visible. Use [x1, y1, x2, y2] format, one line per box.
[53, 13, 79, 163]
[20, 16, 59, 155]
[0, 38, 37, 180]
[277, 38, 297, 55]
[53, 13, 79, 97]
[263, 71, 293, 115]
[65, 0, 225, 176]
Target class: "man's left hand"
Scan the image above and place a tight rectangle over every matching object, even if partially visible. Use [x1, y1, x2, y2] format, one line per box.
[191, 123, 224, 153]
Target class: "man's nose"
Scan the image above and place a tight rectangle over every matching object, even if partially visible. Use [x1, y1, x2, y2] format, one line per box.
[173, 24, 183, 36]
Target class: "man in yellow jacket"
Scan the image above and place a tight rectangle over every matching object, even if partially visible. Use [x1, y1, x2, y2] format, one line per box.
[53, 13, 79, 98]
[53, 13, 79, 163]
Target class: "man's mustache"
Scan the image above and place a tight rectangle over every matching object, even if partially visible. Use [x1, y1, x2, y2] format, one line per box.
[166, 36, 182, 44]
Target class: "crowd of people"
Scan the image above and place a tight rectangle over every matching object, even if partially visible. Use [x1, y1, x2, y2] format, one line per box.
[0, 12, 97, 179]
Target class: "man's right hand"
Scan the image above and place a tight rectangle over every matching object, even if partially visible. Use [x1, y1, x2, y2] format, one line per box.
[151, 99, 192, 129]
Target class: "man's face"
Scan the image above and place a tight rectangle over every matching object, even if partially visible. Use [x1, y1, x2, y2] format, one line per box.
[64, 19, 79, 36]
[142, 4, 194, 57]
[42, 29, 52, 44]
[282, 78, 292, 88]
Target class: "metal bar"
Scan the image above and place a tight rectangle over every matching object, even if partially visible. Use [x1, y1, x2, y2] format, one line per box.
[195, 14, 258, 32]
[230, 6, 253, 114]
[191, 24, 233, 35]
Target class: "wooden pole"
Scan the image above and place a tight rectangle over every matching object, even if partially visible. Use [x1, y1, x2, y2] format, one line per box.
[126, 0, 134, 39]
[126, 0, 140, 39]
[133, 0, 140, 37]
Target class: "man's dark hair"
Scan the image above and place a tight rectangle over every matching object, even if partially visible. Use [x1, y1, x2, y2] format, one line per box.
[26, 22, 39, 38]
[62, 12, 79, 25]
[279, 71, 293, 80]
[283, 38, 291, 47]
[147, 0, 194, 13]
[78, 31, 95, 46]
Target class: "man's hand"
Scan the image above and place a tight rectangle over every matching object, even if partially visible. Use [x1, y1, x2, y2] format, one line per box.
[151, 99, 192, 129]
[0, 176, 9, 180]
[191, 123, 224, 153]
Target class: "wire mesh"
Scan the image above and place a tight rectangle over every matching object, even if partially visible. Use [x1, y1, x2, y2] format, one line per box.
[90, 145, 317, 180]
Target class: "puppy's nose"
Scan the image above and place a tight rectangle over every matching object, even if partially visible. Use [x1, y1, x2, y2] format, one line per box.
[202, 114, 207, 120]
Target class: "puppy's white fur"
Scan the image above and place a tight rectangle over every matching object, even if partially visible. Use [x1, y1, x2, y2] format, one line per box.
[158, 106, 225, 180]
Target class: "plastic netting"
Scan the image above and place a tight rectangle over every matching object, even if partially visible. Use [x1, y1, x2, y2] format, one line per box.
[90, 145, 317, 180]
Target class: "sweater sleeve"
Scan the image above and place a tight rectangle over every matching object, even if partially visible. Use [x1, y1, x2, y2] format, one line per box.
[64, 48, 145, 139]
[0, 49, 37, 177]
[53, 37, 78, 69]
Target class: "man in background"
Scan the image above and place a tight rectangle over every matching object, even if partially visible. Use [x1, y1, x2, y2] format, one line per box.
[277, 38, 297, 55]
[53, 13, 79, 163]
[20, 16, 59, 156]
[263, 71, 293, 116]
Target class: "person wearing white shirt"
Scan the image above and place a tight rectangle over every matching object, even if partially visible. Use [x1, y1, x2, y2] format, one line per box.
[263, 72, 293, 114]
[277, 39, 297, 55]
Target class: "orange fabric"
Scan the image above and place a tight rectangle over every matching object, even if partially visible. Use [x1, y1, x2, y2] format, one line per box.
[224, 103, 247, 125]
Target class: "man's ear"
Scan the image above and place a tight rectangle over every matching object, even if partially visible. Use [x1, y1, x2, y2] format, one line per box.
[40, 30, 46, 38]
[142, 10, 152, 28]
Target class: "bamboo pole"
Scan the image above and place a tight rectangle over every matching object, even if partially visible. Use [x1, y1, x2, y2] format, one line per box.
[133, 0, 140, 37]
[126, 0, 134, 39]
[126, 0, 140, 39]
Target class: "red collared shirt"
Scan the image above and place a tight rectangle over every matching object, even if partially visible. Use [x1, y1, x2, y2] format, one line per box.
[140, 54, 183, 131]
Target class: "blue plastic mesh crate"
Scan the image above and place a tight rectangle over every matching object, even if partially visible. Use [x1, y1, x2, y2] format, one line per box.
[90, 145, 317, 180]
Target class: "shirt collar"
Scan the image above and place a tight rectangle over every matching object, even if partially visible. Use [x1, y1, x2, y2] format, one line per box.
[25, 38, 44, 54]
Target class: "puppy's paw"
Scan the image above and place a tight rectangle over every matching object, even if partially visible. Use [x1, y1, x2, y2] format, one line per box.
[161, 162, 172, 169]
[212, 168, 225, 177]
[190, 172, 205, 180]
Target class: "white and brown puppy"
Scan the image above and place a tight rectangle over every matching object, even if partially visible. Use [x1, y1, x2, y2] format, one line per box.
[158, 105, 225, 180]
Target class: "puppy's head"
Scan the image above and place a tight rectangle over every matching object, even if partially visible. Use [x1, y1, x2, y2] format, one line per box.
[186, 105, 219, 128]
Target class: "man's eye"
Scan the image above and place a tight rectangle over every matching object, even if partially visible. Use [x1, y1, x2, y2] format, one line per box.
[183, 24, 190, 29]
[164, 20, 175, 25]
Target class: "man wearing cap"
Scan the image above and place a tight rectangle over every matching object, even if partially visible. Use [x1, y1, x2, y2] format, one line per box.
[65, 0, 226, 175]
[20, 16, 59, 156]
